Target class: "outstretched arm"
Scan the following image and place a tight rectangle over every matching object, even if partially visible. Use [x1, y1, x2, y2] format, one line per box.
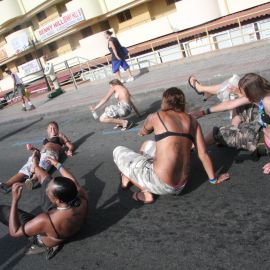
[191, 96, 250, 119]
[90, 87, 114, 111]
[195, 122, 215, 180]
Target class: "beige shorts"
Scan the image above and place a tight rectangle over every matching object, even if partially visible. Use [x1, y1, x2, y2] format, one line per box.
[113, 141, 185, 195]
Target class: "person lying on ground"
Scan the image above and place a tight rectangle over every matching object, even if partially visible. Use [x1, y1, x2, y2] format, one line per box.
[113, 87, 229, 204]
[0, 121, 74, 194]
[191, 73, 270, 159]
[0, 151, 88, 260]
[90, 79, 140, 130]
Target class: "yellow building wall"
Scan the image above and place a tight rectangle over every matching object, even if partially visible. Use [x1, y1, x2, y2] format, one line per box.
[55, 38, 72, 56]
[31, 5, 60, 30]
[109, 3, 151, 33]
[148, 0, 176, 18]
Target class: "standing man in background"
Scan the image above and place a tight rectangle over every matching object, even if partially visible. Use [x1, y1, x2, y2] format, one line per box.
[105, 30, 134, 83]
[5, 68, 35, 111]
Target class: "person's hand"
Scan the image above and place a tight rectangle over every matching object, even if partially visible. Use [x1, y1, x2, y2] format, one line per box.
[90, 105, 95, 112]
[190, 111, 206, 119]
[12, 183, 23, 202]
[263, 163, 270, 174]
[46, 157, 58, 167]
[227, 85, 238, 94]
[26, 144, 34, 151]
[66, 150, 73, 157]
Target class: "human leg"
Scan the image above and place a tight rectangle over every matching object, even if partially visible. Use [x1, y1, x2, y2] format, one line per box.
[112, 60, 123, 82]
[188, 75, 220, 96]
[100, 113, 128, 127]
[212, 122, 261, 152]
[0, 172, 27, 193]
[121, 60, 134, 82]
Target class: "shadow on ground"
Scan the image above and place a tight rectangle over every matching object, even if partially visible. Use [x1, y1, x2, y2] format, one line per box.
[182, 146, 238, 194]
[0, 117, 43, 143]
[72, 163, 143, 243]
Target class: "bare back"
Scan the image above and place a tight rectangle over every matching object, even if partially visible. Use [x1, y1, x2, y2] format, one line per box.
[41, 195, 88, 247]
[151, 111, 197, 186]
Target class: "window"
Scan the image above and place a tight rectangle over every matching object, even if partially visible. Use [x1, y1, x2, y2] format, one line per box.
[100, 20, 110, 31]
[117, 10, 132, 23]
[25, 54, 33, 61]
[166, 0, 181, 5]
[56, 3, 67, 16]
[48, 42, 58, 52]
[36, 11, 47, 22]
[81, 27, 93, 38]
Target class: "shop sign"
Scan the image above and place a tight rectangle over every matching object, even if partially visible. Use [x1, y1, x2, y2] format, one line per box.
[37, 8, 85, 41]
[18, 59, 41, 77]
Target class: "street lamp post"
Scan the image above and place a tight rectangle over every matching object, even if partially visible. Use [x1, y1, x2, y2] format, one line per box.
[30, 40, 51, 92]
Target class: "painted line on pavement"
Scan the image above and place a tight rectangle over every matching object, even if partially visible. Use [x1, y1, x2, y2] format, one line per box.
[102, 127, 140, 135]
[12, 139, 44, 147]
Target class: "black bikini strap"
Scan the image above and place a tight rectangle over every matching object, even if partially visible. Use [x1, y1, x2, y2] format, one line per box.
[47, 213, 61, 239]
[157, 112, 168, 131]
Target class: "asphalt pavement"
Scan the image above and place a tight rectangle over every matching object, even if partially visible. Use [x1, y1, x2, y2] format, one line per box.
[0, 40, 270, 269]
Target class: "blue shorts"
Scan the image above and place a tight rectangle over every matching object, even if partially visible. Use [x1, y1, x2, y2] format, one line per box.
[112, 59, 129, 73]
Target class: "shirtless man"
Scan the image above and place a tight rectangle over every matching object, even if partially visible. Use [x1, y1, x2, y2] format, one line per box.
[0, 152, 88, 260]
[0, 121, 74, 193]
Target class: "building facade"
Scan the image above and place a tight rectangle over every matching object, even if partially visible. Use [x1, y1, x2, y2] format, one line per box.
[0, 0, 269, 91]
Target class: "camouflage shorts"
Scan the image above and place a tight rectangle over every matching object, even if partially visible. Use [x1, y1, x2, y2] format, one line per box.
[113, 143, 185, 195]
[102, 102, 131, 118]
[213, 121, 261, 152]
[235, 104, 258, 123]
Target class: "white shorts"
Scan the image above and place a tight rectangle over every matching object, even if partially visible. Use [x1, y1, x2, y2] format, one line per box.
[19, 150, 59, 177]
[113, 141, 185, 195]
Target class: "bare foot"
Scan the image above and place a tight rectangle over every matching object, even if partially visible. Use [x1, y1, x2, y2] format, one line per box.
[132, 191, 154, 204]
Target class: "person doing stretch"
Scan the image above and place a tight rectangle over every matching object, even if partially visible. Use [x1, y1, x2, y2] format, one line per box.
[90, 79, 140, 130]
[0, 151, 88, 260]
[113, 88, 229, 204]
[0, 121, 74, 193]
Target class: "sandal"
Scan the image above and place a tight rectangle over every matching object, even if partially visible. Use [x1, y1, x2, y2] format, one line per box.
[132, 191, 154, 204]
[188, 76, 203, 96]
[188, 76, 213, 102]
[121, 121, 134, 131]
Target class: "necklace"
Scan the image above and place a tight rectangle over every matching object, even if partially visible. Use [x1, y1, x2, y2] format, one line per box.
[57, 205, 71, 211]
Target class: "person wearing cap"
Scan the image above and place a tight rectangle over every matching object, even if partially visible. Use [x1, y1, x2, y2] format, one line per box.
[5, 68, 35, 111]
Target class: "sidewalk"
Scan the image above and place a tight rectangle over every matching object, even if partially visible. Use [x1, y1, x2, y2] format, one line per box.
[1, 38, 270, 125]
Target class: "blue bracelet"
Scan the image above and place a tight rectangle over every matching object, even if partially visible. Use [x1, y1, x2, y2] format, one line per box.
[209, 178, 217, 184]
[56, 163, 62, 170]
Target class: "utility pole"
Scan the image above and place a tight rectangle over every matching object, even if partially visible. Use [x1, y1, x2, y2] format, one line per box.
[30, 40, 51, 91]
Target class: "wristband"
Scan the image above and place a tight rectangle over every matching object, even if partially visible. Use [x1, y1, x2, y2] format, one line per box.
[209, 178, 217, 184]
[203, 108, 211, 115]
[54, 162, 62, 170]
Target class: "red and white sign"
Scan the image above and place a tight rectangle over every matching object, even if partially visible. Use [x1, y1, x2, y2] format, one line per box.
[37, 8, 85, 41]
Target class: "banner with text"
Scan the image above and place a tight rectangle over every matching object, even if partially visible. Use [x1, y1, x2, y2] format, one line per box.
[37, 8, 85, 41]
